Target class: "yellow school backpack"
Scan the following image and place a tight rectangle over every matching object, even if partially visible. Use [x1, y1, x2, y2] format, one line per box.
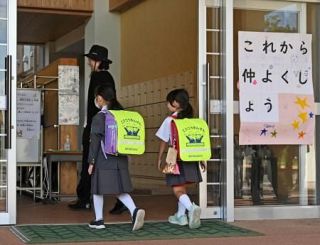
[171, 118, 211, 161]
[103, 110, 145, 155]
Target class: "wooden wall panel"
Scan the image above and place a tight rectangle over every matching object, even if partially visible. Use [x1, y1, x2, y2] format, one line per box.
[121, 71, 196, 192]
[109, 0, 144, 13]
[18, 0, 93, 12]
[121, 0, 197, 86]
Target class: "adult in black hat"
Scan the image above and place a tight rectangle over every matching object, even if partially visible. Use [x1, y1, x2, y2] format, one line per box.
[69, 45, 127, 214]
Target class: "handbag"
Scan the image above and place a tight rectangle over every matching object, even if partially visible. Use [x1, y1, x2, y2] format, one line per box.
[162, 146, 180, 175]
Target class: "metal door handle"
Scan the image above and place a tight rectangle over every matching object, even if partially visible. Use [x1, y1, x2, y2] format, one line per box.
[5, 55, 12, 149]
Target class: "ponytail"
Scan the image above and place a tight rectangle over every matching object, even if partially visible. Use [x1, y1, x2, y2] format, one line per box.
[177, 102, 193, 119]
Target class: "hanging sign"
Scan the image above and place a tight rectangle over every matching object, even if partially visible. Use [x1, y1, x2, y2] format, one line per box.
[239, 31, 314, 145]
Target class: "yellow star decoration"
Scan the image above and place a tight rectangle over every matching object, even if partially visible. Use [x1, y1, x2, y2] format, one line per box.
[291, 120, 300, 130]
[295, 97, 309, 110]
[298, 131, 306, 139]
[271, 130, 277, 137]
[298, 112, 308, 123]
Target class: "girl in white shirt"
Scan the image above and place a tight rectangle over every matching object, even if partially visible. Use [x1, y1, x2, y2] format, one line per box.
[156, 89, 202, 229]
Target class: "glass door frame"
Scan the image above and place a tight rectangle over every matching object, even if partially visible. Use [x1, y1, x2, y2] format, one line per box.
[0, 0, 17, 225]
[198, 0, 234, 221]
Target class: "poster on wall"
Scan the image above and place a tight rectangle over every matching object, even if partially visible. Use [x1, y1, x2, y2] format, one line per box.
[58, 94, 79, 125]
[58, 65, 79, 94]
[58, 65, 80, 125]
[238, 31, 314, 145]
[17, 89, 41, 139]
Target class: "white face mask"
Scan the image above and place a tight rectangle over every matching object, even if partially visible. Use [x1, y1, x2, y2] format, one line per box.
[94, 98, 101, 109]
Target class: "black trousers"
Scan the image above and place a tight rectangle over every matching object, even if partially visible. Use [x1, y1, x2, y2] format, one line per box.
[76, 126, 91, 203]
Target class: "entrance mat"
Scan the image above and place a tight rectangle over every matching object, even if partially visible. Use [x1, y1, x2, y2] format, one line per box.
[11, 220, 262, 244]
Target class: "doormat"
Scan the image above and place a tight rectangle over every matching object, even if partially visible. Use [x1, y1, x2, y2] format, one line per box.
[11, 220, 262, 244]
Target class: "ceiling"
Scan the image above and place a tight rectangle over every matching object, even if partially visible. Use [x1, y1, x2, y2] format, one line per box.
[18, 10, 91, 44]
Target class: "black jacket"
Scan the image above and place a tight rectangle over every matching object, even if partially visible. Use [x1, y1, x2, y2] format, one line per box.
[86, 70, 115, 128]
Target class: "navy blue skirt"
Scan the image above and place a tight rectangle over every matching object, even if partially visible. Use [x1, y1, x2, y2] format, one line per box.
[165, 161, 202, 186]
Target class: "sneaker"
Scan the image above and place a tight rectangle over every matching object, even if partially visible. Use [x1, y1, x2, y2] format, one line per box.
[69, 200, 91, 210]
[188, 203, 201, 229]
[168, 213, 188, 226]
[109, 199, 129, 215]
[88, 219, 106, 229]
[132, 208, 145, 231]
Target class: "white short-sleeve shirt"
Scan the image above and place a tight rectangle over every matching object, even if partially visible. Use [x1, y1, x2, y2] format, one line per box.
[155, 112, 178, 143]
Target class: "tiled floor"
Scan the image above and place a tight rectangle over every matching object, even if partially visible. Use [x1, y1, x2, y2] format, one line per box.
[8, 194, 320, 245]
[17, 194, 179, 225]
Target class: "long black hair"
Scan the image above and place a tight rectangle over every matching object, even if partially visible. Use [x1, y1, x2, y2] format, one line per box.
[94, 85, 123, 110]
[166, 88, 193, 119]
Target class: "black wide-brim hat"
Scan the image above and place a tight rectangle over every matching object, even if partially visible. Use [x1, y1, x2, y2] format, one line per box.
[84, 44, 112, 64]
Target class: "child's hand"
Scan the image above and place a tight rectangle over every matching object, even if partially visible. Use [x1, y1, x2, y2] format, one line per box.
[88, 164, 94, 175]
[200, 161, 207, 172]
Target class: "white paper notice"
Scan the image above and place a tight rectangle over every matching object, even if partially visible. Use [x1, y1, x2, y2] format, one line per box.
[17, 90, 41, 139]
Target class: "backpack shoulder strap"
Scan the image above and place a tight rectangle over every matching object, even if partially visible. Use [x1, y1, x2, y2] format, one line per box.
[170, 116, 179, 150]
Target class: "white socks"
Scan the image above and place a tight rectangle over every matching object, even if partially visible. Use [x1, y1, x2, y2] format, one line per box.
[117, 193, 137, 216]
[93, 194, 104, 221]
[179, 194, 193, 211]
[177, 201, 186, 217]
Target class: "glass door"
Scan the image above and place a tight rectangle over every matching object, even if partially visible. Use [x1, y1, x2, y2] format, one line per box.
[198, 0, 226, 219]
[0, 0, 16, 225]
[233, 0, 318, 219]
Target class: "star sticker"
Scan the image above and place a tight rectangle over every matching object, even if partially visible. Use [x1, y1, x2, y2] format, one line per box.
[298, 112, 308, 123]
[298, 131, 306, 139]
[271, 130, 277, 137]
[260, 128, 268, 136]
[295, 97, 309, 110]
[309, 112, 314, 118]
[291, 120, 300, 130]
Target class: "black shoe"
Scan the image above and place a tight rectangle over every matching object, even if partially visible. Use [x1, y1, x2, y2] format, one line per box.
[132, 208, 145, 231]
[88, 219, 106, 229]
[68, 200, 91, 210]
[109, 199, 128, 214]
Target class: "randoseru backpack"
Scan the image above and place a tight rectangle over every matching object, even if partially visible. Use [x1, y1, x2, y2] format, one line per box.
[100, 109, 145, 155]
[170, 117, 211, 161]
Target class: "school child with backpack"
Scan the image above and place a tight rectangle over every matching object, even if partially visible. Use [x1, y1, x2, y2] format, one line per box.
[87, 85, 145, 231]
[156, 88, 204, 229]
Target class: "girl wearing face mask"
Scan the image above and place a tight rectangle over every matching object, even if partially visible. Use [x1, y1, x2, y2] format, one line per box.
[87, 85, 145, 231]
[70, 45, 124, 211]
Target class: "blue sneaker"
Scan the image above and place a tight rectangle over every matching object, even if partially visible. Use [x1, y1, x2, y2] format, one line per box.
[168, 213, 188, 226]
[188, 203, 201, 229]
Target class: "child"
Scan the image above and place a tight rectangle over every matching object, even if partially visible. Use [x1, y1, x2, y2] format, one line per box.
[87, 85, 145, 231]
[156, 88, 202, 229]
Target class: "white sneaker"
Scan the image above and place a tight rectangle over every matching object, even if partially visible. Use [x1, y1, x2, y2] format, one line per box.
[188, 203, 201, 229]
[132, 208, 145, 231]
[168, 213, 188, 226]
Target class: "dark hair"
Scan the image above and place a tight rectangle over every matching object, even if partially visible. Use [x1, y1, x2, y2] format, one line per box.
[98, 60, 110, 70]
[94, 85, 123, 110]
[166, 88, 193, 119]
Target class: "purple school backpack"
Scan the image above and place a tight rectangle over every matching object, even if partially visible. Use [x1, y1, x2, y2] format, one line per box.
[100, 109, 117, 155]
